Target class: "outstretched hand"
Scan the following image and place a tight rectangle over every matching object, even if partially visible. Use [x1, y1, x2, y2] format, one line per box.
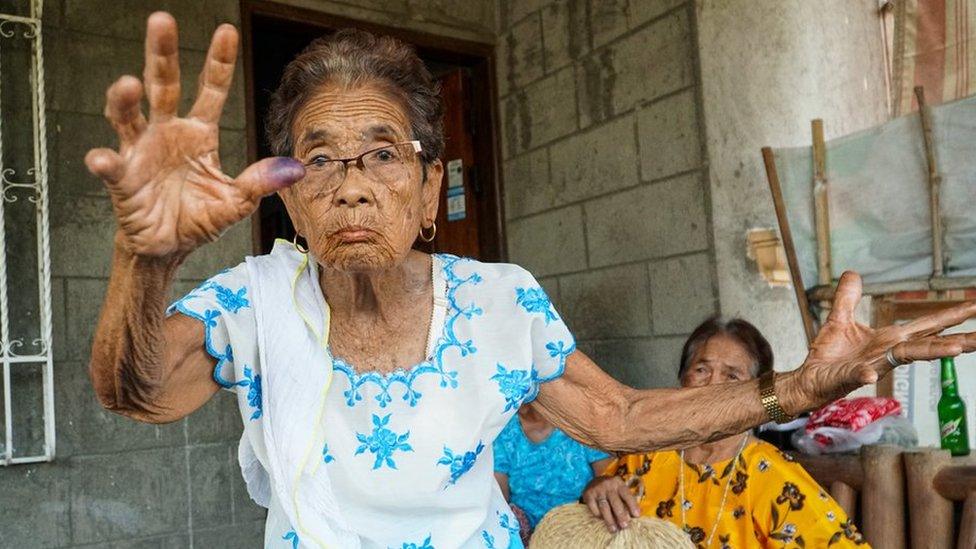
[795, 271, 976, 409]
[84, 12, 304, 257]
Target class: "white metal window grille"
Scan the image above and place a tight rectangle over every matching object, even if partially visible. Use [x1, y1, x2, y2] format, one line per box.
[0, 0, 53, 465]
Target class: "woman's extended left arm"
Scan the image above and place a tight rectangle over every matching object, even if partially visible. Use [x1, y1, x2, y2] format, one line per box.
[533, 272, 976, 453]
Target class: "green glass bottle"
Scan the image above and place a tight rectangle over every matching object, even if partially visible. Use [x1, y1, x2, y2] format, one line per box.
[938, 357, 970, 457]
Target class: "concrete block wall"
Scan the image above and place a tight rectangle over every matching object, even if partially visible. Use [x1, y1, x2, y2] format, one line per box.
[0, 1, 495, 547]
[497, 0, 717, 389]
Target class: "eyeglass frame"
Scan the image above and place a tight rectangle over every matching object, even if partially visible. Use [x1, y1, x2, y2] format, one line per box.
[300, 140, 424, 184]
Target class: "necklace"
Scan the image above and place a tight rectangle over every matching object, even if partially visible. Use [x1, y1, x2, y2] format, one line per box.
[679, 433, 751, 548]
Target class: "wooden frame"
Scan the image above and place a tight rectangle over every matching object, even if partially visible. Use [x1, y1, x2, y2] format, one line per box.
[239, 0, 507, 261]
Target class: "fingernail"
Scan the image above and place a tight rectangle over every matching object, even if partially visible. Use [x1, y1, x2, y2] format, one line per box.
[621, 521, 629, 529]
[268, 157, 305, 188]
[609, 526, 617, 533]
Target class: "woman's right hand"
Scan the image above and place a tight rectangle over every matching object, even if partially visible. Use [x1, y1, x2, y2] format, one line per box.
[581, 475, 641, 533]
[84, 12, 304, 258]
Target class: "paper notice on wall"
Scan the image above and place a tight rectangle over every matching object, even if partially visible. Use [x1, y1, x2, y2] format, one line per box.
[447, 186, 466, 221]
[447, 159, 464, 188]
[891, 318, 976, 449]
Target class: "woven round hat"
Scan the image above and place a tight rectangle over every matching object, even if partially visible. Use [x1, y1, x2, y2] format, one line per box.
[529, 504, 694, 549]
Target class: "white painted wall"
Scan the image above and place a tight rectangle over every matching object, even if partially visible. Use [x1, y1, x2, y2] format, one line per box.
[695, 0, 889, 369]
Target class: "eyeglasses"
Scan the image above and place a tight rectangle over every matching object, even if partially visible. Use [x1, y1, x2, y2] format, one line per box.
[301, 140, 422, 188]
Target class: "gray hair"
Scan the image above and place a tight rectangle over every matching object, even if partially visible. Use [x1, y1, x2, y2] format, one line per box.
[265, 28, 444, 165]
[678, 316, 774, 379]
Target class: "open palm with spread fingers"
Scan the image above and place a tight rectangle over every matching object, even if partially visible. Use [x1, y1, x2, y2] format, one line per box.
[84, 12, 304, 258]
[795, 271, 976, 408]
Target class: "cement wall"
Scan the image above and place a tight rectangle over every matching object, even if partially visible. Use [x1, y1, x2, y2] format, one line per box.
[498, 0, 718, 389]
[695, 0, 889, 370]
[0, 1, 494, 547]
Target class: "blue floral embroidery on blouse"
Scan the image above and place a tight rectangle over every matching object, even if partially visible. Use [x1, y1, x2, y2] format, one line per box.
[437, 441, 485, 486]
[481, 511, 523, 549]
[400, 535, 435, 549]
[283, 530, 299, 549]
[168, 277, 262, 420]
[212, 284, 249, 313]
[333, 255, 480, 408]
[542, 340, 575, 381]
[322, 443, 335, 464]
[355, 413, 413, 470]
[515, 287, 557, 324]
[491, 364, 537, 412]
[242, 367, 262, 420]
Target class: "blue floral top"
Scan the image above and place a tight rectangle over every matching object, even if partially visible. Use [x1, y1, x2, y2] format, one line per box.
[494, 416, 609, 528]
[168, 242, 576, 548]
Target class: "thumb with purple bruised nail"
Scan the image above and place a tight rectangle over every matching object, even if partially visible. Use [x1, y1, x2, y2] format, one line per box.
[235, 156, 305, 200]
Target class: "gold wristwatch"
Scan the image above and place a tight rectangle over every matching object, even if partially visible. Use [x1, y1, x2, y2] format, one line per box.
[759, 371, 794, 424]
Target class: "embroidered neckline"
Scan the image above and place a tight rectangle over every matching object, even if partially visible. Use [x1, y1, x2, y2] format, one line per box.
[331, 254, 482, 407]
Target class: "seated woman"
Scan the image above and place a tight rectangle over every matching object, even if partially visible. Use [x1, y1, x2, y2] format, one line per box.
[495, 401, 613, 541]
[582, 317, 867, 548]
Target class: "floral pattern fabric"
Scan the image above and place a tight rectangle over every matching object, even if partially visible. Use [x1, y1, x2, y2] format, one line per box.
[605, 440, 869, 548]
[168, 242, 575, 548]
[494, 415, 609, 528]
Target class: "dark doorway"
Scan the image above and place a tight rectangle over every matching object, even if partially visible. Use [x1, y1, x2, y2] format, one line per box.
[241, 0, 505, 261]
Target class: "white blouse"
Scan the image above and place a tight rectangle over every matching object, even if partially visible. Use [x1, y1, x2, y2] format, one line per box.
[168, 241, 575, 548]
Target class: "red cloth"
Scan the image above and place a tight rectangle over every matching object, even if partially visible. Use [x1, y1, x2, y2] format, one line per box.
[805, 397, 902, 433]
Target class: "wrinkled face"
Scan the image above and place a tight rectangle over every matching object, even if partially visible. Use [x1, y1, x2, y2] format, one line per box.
[279, 81, 443, 272]
[680, 334, 757, 388]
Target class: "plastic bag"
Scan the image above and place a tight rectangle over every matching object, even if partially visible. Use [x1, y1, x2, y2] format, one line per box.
[792, 397, 916, 454]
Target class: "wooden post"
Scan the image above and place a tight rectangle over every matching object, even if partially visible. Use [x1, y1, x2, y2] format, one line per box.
[914, 86, 945, 279]
[861, 445, 906, 549]
[829, 481, 857, 519]
[932, 463, 976, 549]
[904, 448, 954, 549]
[811, 119, 832, 287]
[960, 493, 976, 549]
[762, 147, 817, 344]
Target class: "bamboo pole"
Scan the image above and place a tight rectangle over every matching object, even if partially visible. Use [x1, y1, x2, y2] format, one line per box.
[812, 119, 832, 287]
[861, 445, 906, 549]
[914, 86, 945, 278]
[904, 448, 954, 549]
[762, 147, 816, 344]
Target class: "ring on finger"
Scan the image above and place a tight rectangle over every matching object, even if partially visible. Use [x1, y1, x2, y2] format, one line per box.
[597, 497, 608, 504]
[885, 348, 903, 368]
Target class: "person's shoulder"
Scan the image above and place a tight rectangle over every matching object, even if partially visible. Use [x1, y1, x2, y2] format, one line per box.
[749, 439, 801, 467]
[436, 254, 536, 286]
[747, 440, 822, 491]
[494, 415, 524, 449]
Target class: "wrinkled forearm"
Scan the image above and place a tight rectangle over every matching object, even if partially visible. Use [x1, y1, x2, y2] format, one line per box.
[603, 373, 807, 453]
[536, 351, 811, 453]
[89, 232, 186, 420]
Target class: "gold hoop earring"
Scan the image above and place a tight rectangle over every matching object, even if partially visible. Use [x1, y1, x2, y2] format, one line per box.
[419, 222, 437, 243]
[292, 233, 309, 254]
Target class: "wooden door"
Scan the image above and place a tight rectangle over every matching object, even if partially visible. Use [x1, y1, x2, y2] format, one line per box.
[416, 68, 482, 259]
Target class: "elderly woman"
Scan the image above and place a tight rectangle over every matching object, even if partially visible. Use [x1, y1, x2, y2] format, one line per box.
[582, 318, 866, 548]
[84, 12, 976, 549]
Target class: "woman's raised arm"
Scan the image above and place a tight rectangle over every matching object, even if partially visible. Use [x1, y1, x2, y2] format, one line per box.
[536, 272, 976, 453]
[85, 13, 304, 423]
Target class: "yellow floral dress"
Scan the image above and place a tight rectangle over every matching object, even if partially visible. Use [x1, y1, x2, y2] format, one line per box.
[605, 440, 869, 548]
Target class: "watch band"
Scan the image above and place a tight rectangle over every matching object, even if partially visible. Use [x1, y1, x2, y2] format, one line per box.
[759, 371, 794, 424]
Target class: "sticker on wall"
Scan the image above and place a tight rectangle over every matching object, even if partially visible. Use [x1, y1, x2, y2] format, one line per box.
[447, 158, 464, 188]
[447, 186, 466, 221]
